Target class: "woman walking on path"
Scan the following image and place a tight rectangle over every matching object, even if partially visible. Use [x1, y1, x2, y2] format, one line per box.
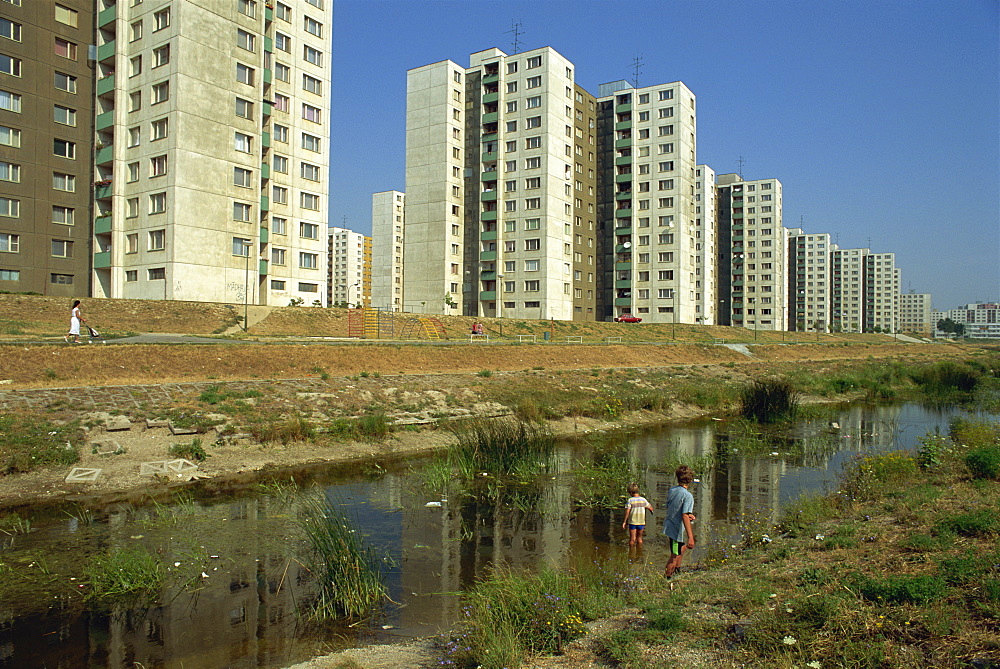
[65, 300, 85, 343]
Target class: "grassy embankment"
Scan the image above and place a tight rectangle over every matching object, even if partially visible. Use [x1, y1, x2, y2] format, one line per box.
[435, 415, 1000, 669]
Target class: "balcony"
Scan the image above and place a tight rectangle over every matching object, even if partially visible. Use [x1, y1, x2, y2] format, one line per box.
[482, 151, 498, 163]
[615, 279, 632, 289]
[615, 261, 632, 271]
[260, 195, 269, 212]
[481, 229, 497, 241]
[483, 73, 500, 85]
[98, 5, 116, 28]
[93, 251, 111, 269]
[480, 270, 496, 281]
[265, 6, 273, 21]
[615, 103, 632, 114]
[94, 215, 112, 235]
[260, 162, 270, 179]
[614, 226, 633, 236]
[481, 170, 498, 182]
[480, 250, 497, 261]
[615, 138, 632, 149]
[732, 211, 743, 219]
[614, 297, 632, 306]
[261, 131, 271, 148]
[481, 190, 497, 202]
[480, 290, 497, 301]
[259, 259, 268, 275]
[94, 183, 113, 199]
[481, 210, 497, 222]
[615, 156, 632, 166]
[732, 199, 743, 208]
[96, 110, 114, 131]
[97, 40, 116, 63]
[615, 192, 632, 201]
[263, 68, 272, 84]
[481, 132, 497, 142]
[482, 112, 498, 124]
[615, 208, 633, 218]
[482, 91, 499, 104]
[615, 244, 631, 254]
[259, 226, 269, 244]
[96, 74, 116, 96]
[95, 146, 114, 165]
[615, 121, 631, 131]
[263, 101, 273, 117]
[264, 37, 273, 52]
[615, 173, 632, 183]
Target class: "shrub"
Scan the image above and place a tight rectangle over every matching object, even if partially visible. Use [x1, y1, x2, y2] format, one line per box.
[357, 412, 392, 440]
[965, 445, 1000, 480]
[250, 416, 315, 444]
[859, 574, 947, 604]
[168, 438, 208, 461]
[937, 509, 998, 537]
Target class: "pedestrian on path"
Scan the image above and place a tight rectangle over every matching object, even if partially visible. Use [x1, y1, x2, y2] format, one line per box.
[65, 300, 85, 343]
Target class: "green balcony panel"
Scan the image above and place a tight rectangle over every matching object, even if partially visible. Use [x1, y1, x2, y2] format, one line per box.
[481, 152, 498, 162]
[615, 244, 631, 254]
[261, 132, 271, 148]
[732, 211, 743, 219]
[731, 247, 744, 253]
[93, 251, 111, 269]
[732, 235, 743, 242]
[615, 121, 631, 131]
[96, 75, 115, 96]
[481, 170, 498, 181]
[94, 215, 112, 235]
[481, 229, 497, 241]
[732, 199, 744, 208]
[483, 73, 500, 85]
[481, 132, 497, 142]
[480, 290, 497, 301]
[614, 297, 632, 306]
[95, 146, 114, 165]
[98, 5, 116, 27]
[263, 101, 273, 116]
[480, 270, 496, 280]
[263, 68, 272, 84]
[265, 6, 273, 21]
[264, 36, 273, 52]
[614, 226, 633, 236]
[481, 190, 497, 202]
[732, 280, 743, 287]
[260, 195, 269, 212]
[480, 250, 497, 261]
[615, 103, 632, 114]
[94, 184, 112, 199]
[615, 279, 632, 289]
[259, 259, 268, 275]
[481, 210, 497, 222]
[615, 192, 632, 201]
[615, 173, 632, 183]
[615, 138, 632, 149]
[259, 227, 269, 244]
[615, 261, 632, 271]
[481, 112, 499, 124]
[482, 91, 499, 104]
[615, 156, 632, 166]
[97, 40, 116, 63]
[260, 163, 270, 179]
[615, 208, 633, 218]
[96, 110, 114, 131]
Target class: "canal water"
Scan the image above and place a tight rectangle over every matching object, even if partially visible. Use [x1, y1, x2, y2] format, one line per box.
[0, 402, 974, 668]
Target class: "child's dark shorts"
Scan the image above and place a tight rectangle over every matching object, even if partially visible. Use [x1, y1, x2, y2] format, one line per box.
[628, 524, 645, 531]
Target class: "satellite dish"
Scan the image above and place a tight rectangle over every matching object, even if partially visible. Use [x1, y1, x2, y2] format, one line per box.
[623, 241, 632, 248]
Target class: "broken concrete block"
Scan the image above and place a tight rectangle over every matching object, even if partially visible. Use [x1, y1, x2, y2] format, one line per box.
[65, 467, 102, 483]
[105, 416, 132, 431]
[169, 423, 199, 435]
[146, 418, 170, 429]
[91, 440, 125, 456]
[139, 459, 200, 477]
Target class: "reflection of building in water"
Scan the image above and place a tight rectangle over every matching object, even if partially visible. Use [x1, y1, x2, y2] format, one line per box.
[712, 452, 784, 527]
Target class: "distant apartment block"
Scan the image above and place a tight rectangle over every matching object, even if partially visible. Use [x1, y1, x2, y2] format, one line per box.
[865, 253, 899, 332]
[787, 230, 834, 332]
[695, 165, 719, 324]
[370, 190, 404, 310]
[0, 1, 94, 296]
[933, 302, 1000, 339]
[831, 247, 866, 332]
[327, 226, 367, 307]
[899, 292, 932, 336]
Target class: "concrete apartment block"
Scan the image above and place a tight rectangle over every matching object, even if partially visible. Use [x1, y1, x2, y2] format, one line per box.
[695, 165, 718, 324]
[933, 302, 1000, 338]
[327, 226, 367, 307]
[865, 253, 899, 332]
[899, 291, 932, 336]
[0, 0, 94, 296]
[599, 80, 698, 323]
[832, 247, 867, 332]
[788, 229, 834, 332]
[371, 190, 404, 311]
[90, 0, 331, 306]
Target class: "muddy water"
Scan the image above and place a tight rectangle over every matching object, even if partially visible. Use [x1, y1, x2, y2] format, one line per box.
[0, 402, 969, 668]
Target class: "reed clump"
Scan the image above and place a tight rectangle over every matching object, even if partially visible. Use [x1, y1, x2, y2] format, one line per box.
[739, 378, 799, 423]
[450, 417, 555, 483]
[85, 546, 164, 599]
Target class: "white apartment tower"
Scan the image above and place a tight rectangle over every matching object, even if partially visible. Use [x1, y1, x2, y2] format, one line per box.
[715, 174, 786, 331]
[899, 292, 932, 336]
[371, 190, 404, 311]
[91, 0, 332, 305]
[865, 252, 900, 332]
[404, 47, 597, 320]
[694, 165, 719, 324]
[599, 80, 698, 323]
[327, 226, 366, 307]
[787, 229, 834, 332]
[831, 247, 867, 332]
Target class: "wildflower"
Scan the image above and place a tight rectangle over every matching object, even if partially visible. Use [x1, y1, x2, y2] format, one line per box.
[807, 662, 822, 669]
[782, 636, 797, 645]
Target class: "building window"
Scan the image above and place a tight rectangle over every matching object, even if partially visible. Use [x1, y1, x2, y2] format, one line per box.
[526, 96, 541, 108]
[524, 280, 540, 292]
[275, 2, 291, 21]
[232, 237, 250, 256]
[303, 45, 322, 66]
[150, 154, 167, 177]
[234, 132, 252, 153]
[300, 162, 320, 181]
[525, 157, 541, 169]
[0, 232, 18, 251]
[237, 29, 255, 52]
[304, 16, 323, 37]
[147, 229, 165, 251]
[233, 202, 251, 221]
[271, 248, 286, 265]
[129, 55, 142, 77]
[524, 259, 539, 271]
[53, 139, 75, 159]
[525, 238, 540, 251]
[125, 270, 137, 282]
[525, 136, 541, 149]
[0, 269, 19, 281]
[153, 44, 170, 67]
[299, 222, 318, 239]
[52, 172, 74, 191]
[236, 63, 254, 85]
[151, 117, 168, 140]
[125, 198, 138, 218]
[125, 233, 138, 253]
[658, 89, 673, 100]
[275, 32, 291, 52]
[272, 185, 288, 204]
[54, 38, 76, 60]
[148, 268, 166, 280]
[238, 0, 256, 17]
[302, 73, 322, 95]
[50, 273, 73, 285]
[152, 81, 169, 104]
[149, 193, 166, 214]
[302, 103, 321, 123]
[0, 125, 19, 147]
[300, 192, 320, 210]
[275, 62, 291, 82]
[53, 73, 76, 93]
[301, 132, 321, 152]
[525, 198, 540, 209]
[299, 252, 318, 269]
[526, 75, 541, 88]
[53, 105, 77, 126]
[153, 8, 170, 31]
[129, 91, 142, 112]
[272, 154, 288, 173]
[130, 20, 142, 41]
[298, 282, 318, 293]
[235, 97, 254, 119]
[526, 55, 542, 68]
[272, 217, 287, 235]
[128, 126, 141, 146]
[51, 239, 73, 258]
[234, 167, 253, 188]
[274, 93, 290, 112]
[0, 161, 17, 182]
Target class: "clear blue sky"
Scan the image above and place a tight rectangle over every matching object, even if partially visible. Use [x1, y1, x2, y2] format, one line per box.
[328, 0, 999, 310]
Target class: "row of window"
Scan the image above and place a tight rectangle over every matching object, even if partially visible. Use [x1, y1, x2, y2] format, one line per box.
[0, 233, 76, 258]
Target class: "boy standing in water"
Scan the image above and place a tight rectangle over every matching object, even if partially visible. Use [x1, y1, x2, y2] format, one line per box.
[662, 465, 696, 578]
[622, 482, 654, 547]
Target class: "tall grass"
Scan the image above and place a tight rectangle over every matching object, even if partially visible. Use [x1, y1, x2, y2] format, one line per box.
[450, 417, 555, 483]
[0, 413, 80, 475]
[85, 546, 164, 599]
[739, 378, 799, 423]
[298, 494, 388, 620]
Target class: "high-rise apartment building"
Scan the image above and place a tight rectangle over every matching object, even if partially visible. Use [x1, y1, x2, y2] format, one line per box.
[715, 173, 786, 330]
[933, 302, 1000, 338]
[899, 291, 932, 336]
[0, 1, 94, 296]
[327, 226, 367, 307]
[831, 247, 867, 332]
[787, 229, 834, 332]
[694, 165, 719, 324]
[371, 190, 404, 311]
[865, 252, 899, 332]
[88, 0, 331, 306]
[598, 80, 698, 323]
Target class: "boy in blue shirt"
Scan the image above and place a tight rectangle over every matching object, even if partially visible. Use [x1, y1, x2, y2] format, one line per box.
[662, 465, 696, 578]
[622, 482, 654, 547]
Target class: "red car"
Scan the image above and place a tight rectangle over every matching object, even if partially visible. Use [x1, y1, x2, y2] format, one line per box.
[614, 315, 642, 323]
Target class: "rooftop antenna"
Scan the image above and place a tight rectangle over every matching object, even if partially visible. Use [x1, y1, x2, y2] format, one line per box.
[506, 20, 524, 54]
[630, 54, 644, 88]
[736, 155, 746, 178]
[342, 215, 348, 227]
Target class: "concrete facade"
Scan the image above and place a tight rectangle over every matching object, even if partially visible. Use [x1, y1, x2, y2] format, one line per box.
[899, 291, 932, 336]
[91, 0, 332, 306]
[787, 229, 834, 332]
[831, 247, 867, 332]
[370, 190, 404, 311]
[0, 0, 94, 296]
[694, 165, 719, 324]
[327, 226, 366, 307]
[865, 252, 899, 332]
